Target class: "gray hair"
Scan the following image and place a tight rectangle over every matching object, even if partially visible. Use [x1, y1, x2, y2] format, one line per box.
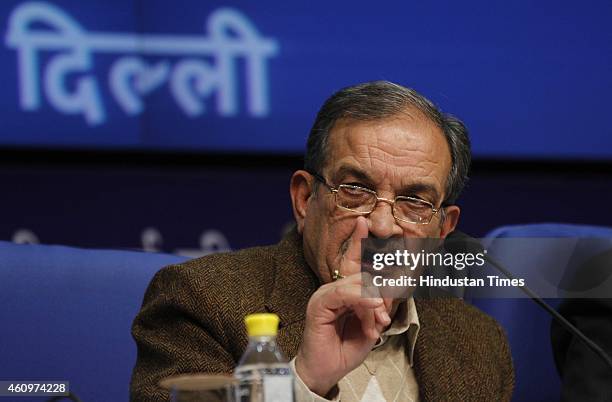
[304, 81, 471, 204]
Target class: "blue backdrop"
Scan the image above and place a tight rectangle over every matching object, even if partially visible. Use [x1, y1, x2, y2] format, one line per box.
[2, 0, 612, 158]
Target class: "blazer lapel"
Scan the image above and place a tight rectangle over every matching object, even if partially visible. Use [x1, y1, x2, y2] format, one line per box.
[412, 298, 502, 402]
[264, 228, 319, 358]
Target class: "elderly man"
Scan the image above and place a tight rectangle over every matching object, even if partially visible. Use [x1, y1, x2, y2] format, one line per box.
[131, 81, 514, 401]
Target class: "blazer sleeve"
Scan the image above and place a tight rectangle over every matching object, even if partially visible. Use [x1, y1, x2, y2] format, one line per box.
[130, 264, 237, 402]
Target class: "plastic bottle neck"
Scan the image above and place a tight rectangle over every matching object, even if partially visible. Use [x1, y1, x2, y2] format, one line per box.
[247, 335, 277, 343]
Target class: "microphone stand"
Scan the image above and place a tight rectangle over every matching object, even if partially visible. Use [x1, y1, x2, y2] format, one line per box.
[445, 231, 612, 371]
[483, 252, 612, 371]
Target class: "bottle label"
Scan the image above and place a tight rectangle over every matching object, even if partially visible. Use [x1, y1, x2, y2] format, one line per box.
[263, 375, 293, 402]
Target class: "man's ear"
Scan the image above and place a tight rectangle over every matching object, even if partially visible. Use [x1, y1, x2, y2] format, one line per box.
[439, 205, 460, 238]
[290, 170, 314, 234]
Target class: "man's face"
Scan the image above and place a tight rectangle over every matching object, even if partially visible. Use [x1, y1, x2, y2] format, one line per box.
[292, 109, 459, 283]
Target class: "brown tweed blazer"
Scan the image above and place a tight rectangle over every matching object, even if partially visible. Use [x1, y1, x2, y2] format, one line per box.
[131, 230, 514, 402]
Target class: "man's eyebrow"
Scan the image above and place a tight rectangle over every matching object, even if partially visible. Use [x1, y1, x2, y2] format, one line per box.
[332, 166, 375, 187]
[399, 183, 441, 203]
[332, 165, 443, 201]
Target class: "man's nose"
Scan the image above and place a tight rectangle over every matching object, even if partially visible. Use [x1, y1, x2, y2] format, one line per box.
[367, 198, 403, 239]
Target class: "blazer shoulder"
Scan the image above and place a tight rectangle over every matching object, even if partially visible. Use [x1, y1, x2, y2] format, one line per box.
[156, 244, 277, 292]
[139, 244, 280, 326]
[136, 243, 281, 345]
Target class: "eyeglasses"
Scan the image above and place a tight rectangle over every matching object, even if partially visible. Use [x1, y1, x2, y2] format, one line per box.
[310, 171, 443, 225]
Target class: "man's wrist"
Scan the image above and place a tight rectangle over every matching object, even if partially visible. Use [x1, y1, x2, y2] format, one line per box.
[294, 352, 338, 397]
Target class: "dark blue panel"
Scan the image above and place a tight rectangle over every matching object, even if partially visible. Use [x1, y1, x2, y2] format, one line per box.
[1, 0, 611, 157]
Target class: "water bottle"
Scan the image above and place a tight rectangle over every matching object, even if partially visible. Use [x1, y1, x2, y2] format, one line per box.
[234, 313, 294, 402]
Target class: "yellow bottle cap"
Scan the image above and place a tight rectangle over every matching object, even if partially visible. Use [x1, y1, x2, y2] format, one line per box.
[244, 313, 280, 337]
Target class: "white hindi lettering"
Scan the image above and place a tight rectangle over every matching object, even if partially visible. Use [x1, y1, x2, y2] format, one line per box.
[5, 2, 279, 125]
[110, 58, 170, 115]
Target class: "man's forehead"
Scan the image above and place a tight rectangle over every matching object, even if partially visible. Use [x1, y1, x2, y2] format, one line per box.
[325, 114, 449, 160]
[322, 113, 450, 199]
[327, 111, 445, 148]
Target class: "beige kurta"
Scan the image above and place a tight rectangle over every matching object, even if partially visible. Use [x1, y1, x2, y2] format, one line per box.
[293, 298, 420, 402]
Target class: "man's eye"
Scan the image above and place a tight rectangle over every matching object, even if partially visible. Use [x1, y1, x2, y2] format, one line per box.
[407, 195, 425, 202]
[405, 196, 432, 206]
[344, 185, 364, 191]
[340, 185, 372, 199]
[345, 183, 370, 190]
[343, 185, 371, 194]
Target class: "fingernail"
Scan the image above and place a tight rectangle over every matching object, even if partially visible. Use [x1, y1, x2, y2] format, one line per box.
[382, 311, 390, 323]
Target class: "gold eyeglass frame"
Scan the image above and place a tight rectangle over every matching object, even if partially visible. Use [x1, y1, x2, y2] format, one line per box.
[310, 171, 442, 225]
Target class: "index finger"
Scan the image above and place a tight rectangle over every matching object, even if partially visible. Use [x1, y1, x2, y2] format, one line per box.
[341, 216, 368, 276]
